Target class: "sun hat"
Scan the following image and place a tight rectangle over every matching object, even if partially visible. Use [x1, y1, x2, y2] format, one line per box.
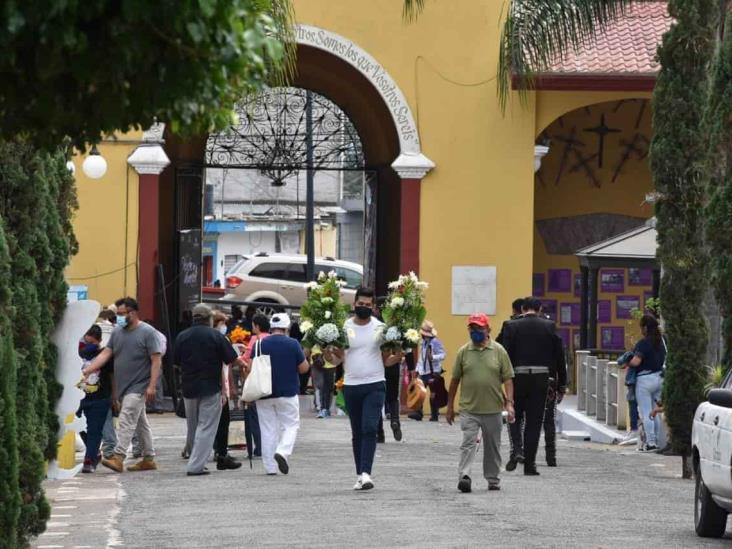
[420, 320, 437, 338]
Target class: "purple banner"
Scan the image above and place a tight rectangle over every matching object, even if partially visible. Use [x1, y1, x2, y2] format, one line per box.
[557, 328, 570, 349]
[600, 269, 625, 293]
[560, 302, 580, 326]
[548, 269, 572, 293]
[533, 273, 545, 297]
[601, 326, 625, 350]
[574, 273, 582, 298]
[616, 295, 641, 320]
[540, 299, 557, 322]
[629, 267, 653, 287]
[597, 300, 611, 323]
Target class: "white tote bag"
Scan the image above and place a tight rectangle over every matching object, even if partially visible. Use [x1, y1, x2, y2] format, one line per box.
[241, 338, 272, 402]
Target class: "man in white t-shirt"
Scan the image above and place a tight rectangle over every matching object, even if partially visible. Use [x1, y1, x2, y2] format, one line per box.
[326, 287, 403, 491]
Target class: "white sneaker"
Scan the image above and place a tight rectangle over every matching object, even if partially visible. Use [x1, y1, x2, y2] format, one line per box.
[353, 477, 363, 490]
[360, 472, 374, 490]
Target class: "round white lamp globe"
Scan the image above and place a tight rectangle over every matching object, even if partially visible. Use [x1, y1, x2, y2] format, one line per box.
[82, 146, 107, 179]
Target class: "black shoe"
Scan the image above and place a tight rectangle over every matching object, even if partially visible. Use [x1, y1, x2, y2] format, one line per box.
[488, 483, 501, 491]
[505, 457, 518, 472]
[517, 455, 525, 464]
[429, 417, 438, 422]
[408, 412, 422, 421]
[391, 420, 402, 442]
[546, 457, 557, 467]
[524, 465, 540, 476]
[217, 455, 242, 470]
[458, 475, 472, 493]
[377, 432, 386, 444]
[274, 453, 289, 475]
[186, 470, 210, 476]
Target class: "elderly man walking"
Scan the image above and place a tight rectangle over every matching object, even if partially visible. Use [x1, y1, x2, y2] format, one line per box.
[175, 304, 245, 476]
[82, 297, 164, 472]
[257, 313, 310, 475]
[447, 313, 514, 493]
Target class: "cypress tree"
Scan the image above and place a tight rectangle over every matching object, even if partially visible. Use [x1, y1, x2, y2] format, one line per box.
[704, 8, 732, 375]
[651, 0, 717, 478]
[0, 138, 52, 543]
[0, 216, 20, 548]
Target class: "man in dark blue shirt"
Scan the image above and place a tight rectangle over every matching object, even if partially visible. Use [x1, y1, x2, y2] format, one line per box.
[174, 304, 244, 476]
[257, 313, 309, 475]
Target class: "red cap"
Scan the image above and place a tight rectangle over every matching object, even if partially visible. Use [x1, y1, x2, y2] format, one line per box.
[467, 313, 490, 327]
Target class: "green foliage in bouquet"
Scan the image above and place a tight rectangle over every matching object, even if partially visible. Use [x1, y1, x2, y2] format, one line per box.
[300, 271, 351, 350]
[380, 272, 428, 352]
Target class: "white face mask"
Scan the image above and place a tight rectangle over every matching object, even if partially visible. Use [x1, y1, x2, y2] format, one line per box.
[217, 324, 227, 335]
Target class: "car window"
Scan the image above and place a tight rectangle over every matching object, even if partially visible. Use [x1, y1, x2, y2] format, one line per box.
[226, 258, 247, 276]
[249, 262, 290, 280]
[287, 263, 307, 283]
[335, 267, 362, 289]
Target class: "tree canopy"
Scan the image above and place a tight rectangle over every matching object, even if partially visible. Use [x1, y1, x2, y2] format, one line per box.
[0, 0, 294, 150]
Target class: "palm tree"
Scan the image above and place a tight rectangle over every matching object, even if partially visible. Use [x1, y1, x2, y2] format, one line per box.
[403, 0, 635, 109]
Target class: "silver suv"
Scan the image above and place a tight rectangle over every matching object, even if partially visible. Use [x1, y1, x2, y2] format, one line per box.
[223, 253, 363, 314]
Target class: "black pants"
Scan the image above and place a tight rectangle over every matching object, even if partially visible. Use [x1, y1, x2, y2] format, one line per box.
[214, 400, 230, 457]
[319, 368, 336, 411]
[543, 383, 558, 461]
[244, 404, 262, 456]
[512, 372, 549, 467]
[384, 364, 401, 424]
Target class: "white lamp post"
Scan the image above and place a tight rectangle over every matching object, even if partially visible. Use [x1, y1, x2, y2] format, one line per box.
[82, 145, 108, 179]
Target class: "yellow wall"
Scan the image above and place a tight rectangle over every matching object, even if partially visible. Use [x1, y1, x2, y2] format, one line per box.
[66, 132, 143, 307]
[294, 0, 537, 360]
[533, 99, 655, 351]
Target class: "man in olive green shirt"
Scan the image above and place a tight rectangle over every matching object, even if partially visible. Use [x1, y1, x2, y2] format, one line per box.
[447, 313, 515, 493]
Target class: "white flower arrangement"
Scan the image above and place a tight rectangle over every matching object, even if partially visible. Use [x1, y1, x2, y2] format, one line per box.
[300, 320, 314, 333]
[305, 281, 318, 290]
[321, 297, 334, 305]
[324, 311, 332, 319]
[316, 323, 341, 343]
[405, 329, 421, 344]
[390, 296, 405, 308]
[385, 326, 402, 342]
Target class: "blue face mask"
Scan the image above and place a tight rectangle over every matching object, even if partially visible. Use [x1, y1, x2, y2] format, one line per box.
[470, 330, 486, 344]
[116, 315, 128, 329]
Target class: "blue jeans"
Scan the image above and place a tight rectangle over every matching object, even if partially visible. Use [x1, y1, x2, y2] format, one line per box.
[344, 381, 386, 475]
[80, 398, 111, 462]
[101, 407, 117, 457]
[636, 371, 663, 446]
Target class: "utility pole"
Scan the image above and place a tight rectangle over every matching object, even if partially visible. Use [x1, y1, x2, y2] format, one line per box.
[305, 89, 315, 281]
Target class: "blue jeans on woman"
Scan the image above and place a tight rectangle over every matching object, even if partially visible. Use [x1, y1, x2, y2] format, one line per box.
[80, 398, 111, 462]
[636, 371, 663, 447]
[344, 381, 386, 475]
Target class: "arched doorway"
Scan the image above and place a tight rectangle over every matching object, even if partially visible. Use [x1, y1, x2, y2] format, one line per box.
[156, 26, 433, 329]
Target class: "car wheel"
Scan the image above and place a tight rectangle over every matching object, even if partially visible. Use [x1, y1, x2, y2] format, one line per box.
[255, 300, 284, 317]
[695, 470, 728, 537]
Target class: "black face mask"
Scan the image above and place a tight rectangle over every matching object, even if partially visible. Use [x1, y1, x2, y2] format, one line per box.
[354, 306, 372, 320]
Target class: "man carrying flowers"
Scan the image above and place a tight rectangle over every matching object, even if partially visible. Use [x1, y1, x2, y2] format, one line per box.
[324, 287, 404, 491]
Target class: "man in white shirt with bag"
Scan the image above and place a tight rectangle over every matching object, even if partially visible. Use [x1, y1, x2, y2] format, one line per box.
[253, 313, 310, 475]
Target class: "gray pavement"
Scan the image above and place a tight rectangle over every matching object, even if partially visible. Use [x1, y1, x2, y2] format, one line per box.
[36, 399, 732, 548]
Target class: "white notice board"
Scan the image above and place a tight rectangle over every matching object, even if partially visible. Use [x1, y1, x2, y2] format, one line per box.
[452, 266, 497, 315]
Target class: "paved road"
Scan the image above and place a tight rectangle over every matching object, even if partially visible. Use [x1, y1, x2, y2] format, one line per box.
[36, 401, 732, 548]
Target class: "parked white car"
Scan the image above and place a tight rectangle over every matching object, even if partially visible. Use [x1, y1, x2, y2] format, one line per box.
[222, 253, 363, 315]
[692, 371, 732, 537]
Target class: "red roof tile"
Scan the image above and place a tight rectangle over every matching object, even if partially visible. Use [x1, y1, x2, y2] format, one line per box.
[544, 1, 671, 77]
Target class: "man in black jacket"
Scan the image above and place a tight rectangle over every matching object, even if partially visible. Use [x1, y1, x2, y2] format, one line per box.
[501, 297, 567, 475]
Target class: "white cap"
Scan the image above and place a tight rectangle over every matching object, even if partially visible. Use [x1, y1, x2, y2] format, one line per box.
[270, 313, 291, 330]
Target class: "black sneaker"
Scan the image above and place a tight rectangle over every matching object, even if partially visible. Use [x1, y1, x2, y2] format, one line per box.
[217, 455, 243, 470]
[377, 432, 386, 444]
[546, 457, 557, 467]
[274, 453, 289, 475]
[186, 470, 210, 476]
[458, 475, 472, 493]
[408, 412, 423, 421]
[391, 420, 402, 442]
[488, 483, 501, 491]
[505, 457, 518, 472]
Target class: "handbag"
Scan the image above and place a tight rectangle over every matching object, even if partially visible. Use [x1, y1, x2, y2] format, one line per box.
[241, 339, 272, 402]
